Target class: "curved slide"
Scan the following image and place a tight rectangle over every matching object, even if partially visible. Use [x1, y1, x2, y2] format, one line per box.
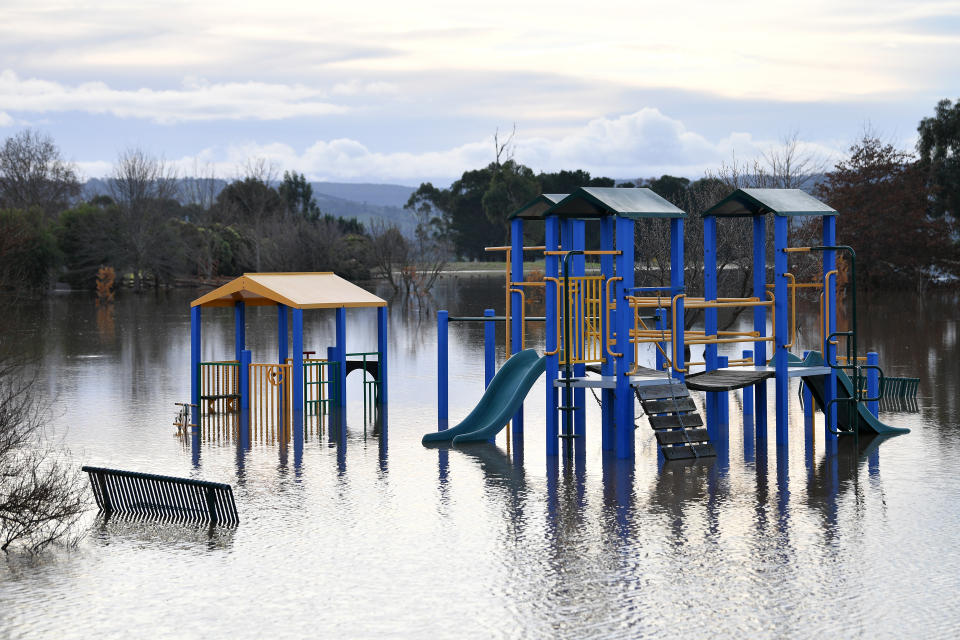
[789, 351, 910, 435]
[423, 349, 546, 445]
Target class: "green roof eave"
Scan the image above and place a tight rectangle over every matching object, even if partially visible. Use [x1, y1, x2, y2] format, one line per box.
[541, 187, 686, 220]
[508, 193, 568, 220]
[702, 188, 837, 217]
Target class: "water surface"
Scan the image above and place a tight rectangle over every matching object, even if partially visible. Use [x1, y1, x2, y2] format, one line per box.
[0, 278, 958, 639]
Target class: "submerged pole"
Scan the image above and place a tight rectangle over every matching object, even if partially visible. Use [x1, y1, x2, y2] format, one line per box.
[438, 310, 448, 430]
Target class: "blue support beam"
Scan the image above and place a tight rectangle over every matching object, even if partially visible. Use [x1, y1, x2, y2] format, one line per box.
[234, 301, 245, 362]
[190, 306, 201, 433]
[867, 351, 879, 417]
[774, 214, 789, 450]
[742, 349, 754, 417]
[752, 215, 767, 441]
[544, 216, 560, 456]
[803, 350, 814, 468]
[822, 215, 838, 452]
[560, 219, 574, 443]
[572, 219, 586, 443]
[437, 310, 448, 430]
[704, 215, 718, 433]
[240, 348, 251, 447]
[292, 308, 304, 442]
[378, 306, 388, 408]
[600, 216, 615, 452]
[614, 216, 635, 459]
[277, 304, 288, 364]
[670, 217, 685, 381]
[336, 307, 347, 410]
[510, 218, 524, 439]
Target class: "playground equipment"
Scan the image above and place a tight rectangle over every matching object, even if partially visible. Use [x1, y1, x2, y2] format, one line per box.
[427, 186, 911, 461]
[188, 273, 388, 447]
[423, 349, 545, 445]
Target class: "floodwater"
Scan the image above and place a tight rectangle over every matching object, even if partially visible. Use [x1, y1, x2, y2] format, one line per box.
[1, 276, 958, 639]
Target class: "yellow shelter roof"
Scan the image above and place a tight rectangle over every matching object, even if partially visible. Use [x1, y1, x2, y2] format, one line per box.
[190, 272, 387, 309]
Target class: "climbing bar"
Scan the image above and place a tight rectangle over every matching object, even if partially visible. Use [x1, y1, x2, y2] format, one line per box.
[605, 277, 623, 358]
[82, 466, 239, 525]
[544, 250, 621, 257]
[484, 245, 547, 252]
[447, 316, 546, 322]
[784, 246, 812, 253]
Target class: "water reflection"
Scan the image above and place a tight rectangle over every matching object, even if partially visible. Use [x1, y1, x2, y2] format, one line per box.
[2, 284, 958, 638]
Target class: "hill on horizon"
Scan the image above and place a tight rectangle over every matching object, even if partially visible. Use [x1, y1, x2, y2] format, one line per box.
[81, 178, 418, 231]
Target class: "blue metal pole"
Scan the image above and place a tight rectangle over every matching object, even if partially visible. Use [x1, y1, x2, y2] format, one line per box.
[336, 307, 347, 409]
[600, 216, 615, 452]
[190, 306, 201, 433]
[717, 354, 730, 468]
[704, 215, 718, 432]
[484, 308, 495, 388]
[615, 216, 635, 459]
[742, 349, 754, 416]
[823, 215, 838, 452]
[240, 348, 251, 447]
[438, 310, 448, 430]
[802, 350, 814, 467]
[670, 217, 685, 381]
[234, 301, 245, 362]
[292, 308, 304, 442]
[560, 219, 574, 442]
[378, 306, 388, 408]
[277, 304, 288, 364]
[774, 214, 789, 449]
[572, 219, 586, 442]
[510, 218, 524, 439]
[752, 215, 767, 440]
[867, 351, 879, 418]
[545, 216, 560, 456]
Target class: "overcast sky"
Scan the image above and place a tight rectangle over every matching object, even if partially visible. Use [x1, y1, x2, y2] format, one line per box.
[1, 0, 957, 185]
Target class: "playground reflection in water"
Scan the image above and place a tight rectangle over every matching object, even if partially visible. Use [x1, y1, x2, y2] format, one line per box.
[0, 278, 958, 639]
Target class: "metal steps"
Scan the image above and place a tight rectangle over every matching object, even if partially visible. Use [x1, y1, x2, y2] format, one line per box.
[635, 381, 716, 461]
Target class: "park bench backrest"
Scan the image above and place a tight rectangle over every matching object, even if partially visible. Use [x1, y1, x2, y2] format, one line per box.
[82, 466, 239, 525]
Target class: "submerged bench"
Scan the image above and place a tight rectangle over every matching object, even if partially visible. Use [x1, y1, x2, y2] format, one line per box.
[82, 466, 239, 525]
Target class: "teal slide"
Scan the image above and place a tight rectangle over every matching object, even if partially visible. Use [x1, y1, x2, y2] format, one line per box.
[423, 349, 546, 445]
[789, 351, 910, 435]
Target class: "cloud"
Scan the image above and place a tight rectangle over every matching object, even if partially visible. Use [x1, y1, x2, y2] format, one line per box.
[82, 108, 840, 184]
[0, 70, 352, 123]
[0, 111, 13, 127]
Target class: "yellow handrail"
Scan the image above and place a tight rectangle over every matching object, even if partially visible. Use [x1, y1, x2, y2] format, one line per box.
[823, 269, 838, 349]
[671, 293, 687, 372]
[509, 287, 526, 350]
[543, 276, 560, 355]
[605, 277, 623, 358]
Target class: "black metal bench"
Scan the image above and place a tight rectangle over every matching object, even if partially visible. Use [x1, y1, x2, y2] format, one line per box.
[82, 466, 239, 525]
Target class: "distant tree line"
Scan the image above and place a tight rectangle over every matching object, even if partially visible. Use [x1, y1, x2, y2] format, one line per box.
[2, 98, 959, 294]
[0, 136, 376, 293]
[406, 101, 960, 291]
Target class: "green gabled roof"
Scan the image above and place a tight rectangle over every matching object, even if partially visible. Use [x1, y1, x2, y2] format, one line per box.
[508, 193, 568, 220]
[703, 188, 837, 217]
[543, 187, 685, 219]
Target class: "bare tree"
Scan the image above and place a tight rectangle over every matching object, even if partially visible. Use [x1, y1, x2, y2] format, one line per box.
[0, 340, 87, 553]
[216, 158, 281, 271]
[110, 148, 181, 291]
[0, 129, 81, 219]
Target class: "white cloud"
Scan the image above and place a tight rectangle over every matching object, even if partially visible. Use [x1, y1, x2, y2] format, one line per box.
[0, 70, 351, 123]
[0, 111, 13, 127]
[95, 108, 841, 183]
